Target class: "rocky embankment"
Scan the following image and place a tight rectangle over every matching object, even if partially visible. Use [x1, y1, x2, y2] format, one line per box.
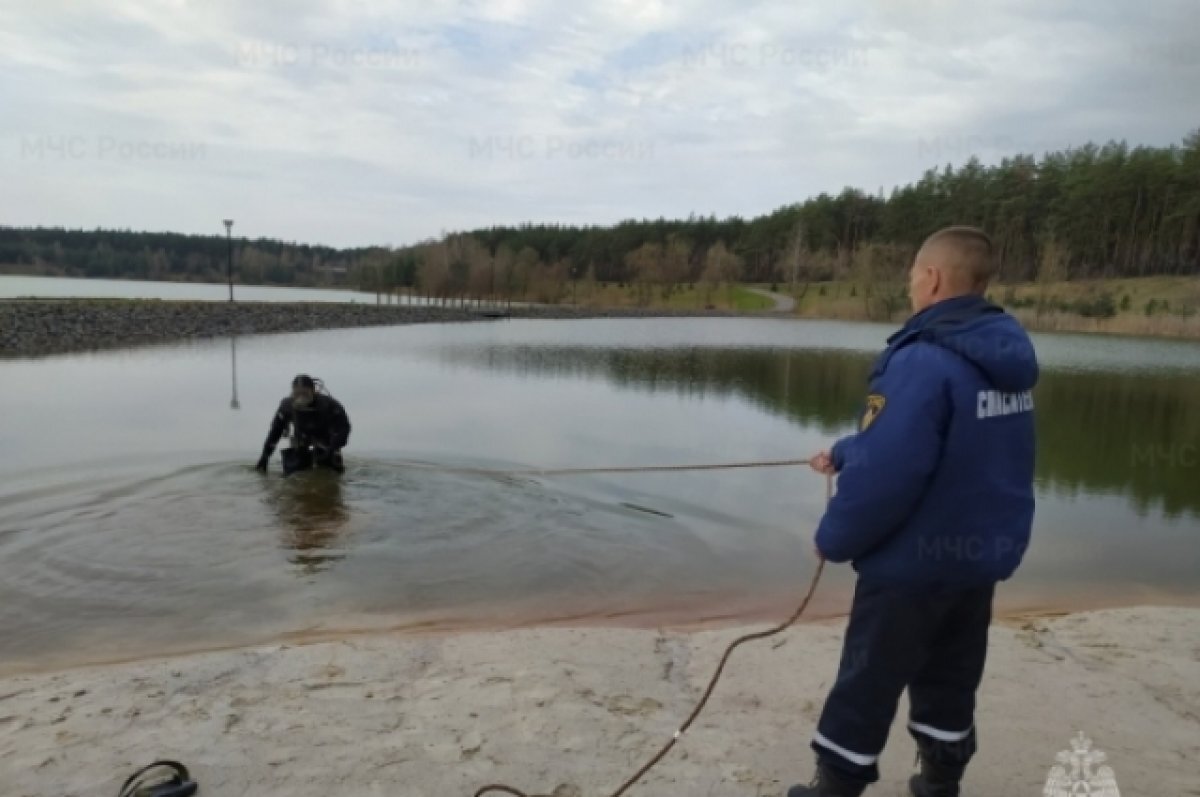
[0, 300, 735, 358]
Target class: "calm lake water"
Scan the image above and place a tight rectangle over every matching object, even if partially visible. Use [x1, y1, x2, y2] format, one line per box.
[2, 314, 1199, 673]
[0, 274, 377, 303]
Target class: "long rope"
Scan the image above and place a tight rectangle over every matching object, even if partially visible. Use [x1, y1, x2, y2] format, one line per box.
[508, 458, 811, 477]
[409, 458, 812, 479]
[472, 473, 832, 797]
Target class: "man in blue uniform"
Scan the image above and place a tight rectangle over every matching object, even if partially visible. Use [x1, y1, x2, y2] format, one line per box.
[789, 227, 1039, 797]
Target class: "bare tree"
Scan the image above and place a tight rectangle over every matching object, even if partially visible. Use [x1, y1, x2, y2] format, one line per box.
[1036, 236, 1068, 318]
[493, 244, 515, 305]
[700, 244, 724, 306]
[701, 241, 742, 307]
[657, 235, 692, 299]
[512, 246, 541, 301]
[464, 237, 493, 303]
[852, 243, 910, 321]
[417, 240, 451, 302]
[624, 243, 662, 306]
[787, 220, 811, 301]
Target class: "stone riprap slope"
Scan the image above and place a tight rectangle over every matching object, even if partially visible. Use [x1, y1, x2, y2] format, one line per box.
[0, 300, 735, 357]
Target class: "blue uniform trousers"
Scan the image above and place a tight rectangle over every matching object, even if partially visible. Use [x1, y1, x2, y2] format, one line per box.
[811, 579, 994, 783]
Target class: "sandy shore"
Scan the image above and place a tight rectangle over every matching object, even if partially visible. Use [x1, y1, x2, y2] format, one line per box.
[1, 607, 1196, 796]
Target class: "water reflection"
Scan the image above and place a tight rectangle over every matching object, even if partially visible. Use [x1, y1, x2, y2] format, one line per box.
[229, 336, 241, 411]
[1035, 369, 1200, 519]
[263, 470, 351, 574]
[443, 345, 873, 432]
[441, 344, 1200, 518]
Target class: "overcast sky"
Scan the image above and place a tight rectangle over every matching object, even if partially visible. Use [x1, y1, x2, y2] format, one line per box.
[1, 0, 1196, 248]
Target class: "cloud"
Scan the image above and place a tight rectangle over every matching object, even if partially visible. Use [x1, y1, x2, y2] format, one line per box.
[0, 0, 1196, 247]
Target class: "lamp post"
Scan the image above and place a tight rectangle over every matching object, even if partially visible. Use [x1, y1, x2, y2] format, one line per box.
[223, 219, 234, 301]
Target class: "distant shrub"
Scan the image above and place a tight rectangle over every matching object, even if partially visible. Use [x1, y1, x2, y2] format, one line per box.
[850, 285, 858, 297]
[1144, 299, 1158, 316]
[1004, 291, 1037, 309]
[818, 285, 827, 296]
[1073, 291, 1117, 319]
[1119, 294, 1132, 311]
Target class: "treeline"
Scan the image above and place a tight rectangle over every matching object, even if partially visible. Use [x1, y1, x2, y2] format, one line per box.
[418, 131, 1200, 291]
[0, 227, 387, 288]
[378, 131, 1200, 315]
[2, 131, 1197, 300]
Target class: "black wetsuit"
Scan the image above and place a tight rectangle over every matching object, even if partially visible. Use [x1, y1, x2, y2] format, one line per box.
[261, 394, 351, 473]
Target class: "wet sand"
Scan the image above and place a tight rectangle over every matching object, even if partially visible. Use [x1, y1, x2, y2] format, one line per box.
[4, 576, 1199, 681]
[2, 606, 1196, 796]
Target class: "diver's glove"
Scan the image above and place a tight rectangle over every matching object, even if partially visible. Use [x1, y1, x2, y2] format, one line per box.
[256, 446, 273, 473]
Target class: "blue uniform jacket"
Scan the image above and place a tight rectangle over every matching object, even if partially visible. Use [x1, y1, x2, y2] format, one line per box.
[815, 295, 1039, 586]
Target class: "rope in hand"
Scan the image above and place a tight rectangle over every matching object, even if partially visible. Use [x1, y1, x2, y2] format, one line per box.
[472, 472, 832, 797]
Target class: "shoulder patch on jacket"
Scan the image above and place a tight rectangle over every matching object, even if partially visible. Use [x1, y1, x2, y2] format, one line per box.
[861, 394, 886, 430]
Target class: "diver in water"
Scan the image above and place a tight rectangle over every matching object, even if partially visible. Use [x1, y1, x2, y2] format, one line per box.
[255, 375, 351, 475]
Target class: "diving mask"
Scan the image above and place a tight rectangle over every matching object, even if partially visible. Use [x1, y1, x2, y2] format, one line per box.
[292, 389, 315, 410]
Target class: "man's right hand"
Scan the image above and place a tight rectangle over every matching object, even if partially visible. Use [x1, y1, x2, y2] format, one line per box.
[255, 456, 268, 473]
[809, 450, 836, 475]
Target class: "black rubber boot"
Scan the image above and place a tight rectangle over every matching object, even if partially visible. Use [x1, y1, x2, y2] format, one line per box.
[908, 727, 972, 797]
[908, 758, 965, 797]
[786, 764, 868, 797]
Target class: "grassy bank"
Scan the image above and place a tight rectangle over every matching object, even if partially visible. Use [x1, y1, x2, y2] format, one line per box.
[771, 276, 1200, 339]
[552, 283, 775, 312]
[532, 276, 1200, 339]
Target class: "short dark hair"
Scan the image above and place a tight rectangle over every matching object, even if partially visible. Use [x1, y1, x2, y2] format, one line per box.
[920, 226, 997, 290]
[292, 374, 315, 389]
